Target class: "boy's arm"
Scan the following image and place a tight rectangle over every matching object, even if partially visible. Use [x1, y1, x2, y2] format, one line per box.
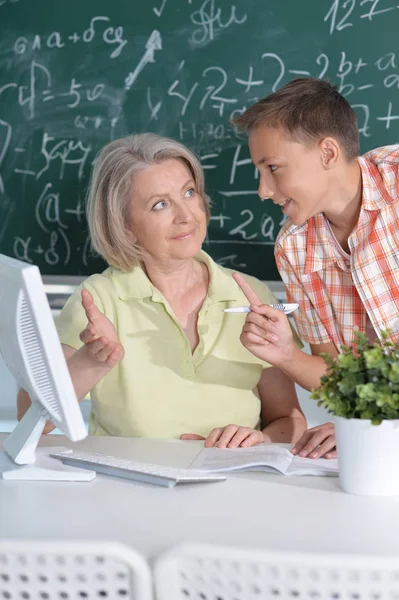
[233, 271, 339, 390]
[278, 340, 338, 391]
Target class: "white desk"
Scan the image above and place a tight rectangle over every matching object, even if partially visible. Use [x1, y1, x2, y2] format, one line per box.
[1, 433, 398, 560]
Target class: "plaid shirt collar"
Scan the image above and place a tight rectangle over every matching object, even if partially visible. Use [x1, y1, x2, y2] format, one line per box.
[304, 155, 397, 275]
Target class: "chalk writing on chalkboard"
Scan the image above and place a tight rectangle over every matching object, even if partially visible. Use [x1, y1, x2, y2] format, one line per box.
[1, 0, 399, 279]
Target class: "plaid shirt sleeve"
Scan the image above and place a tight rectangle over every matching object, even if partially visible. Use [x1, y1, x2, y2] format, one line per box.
[275, 243, 332, 346]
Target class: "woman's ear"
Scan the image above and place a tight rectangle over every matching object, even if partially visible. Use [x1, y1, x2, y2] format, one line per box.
[126, 228, 138, 244]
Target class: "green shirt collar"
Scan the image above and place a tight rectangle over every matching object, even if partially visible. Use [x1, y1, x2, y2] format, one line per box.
[110, 250, 239, 303]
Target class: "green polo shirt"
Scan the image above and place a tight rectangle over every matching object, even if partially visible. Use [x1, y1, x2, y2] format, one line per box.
[56, 251, 280, 438]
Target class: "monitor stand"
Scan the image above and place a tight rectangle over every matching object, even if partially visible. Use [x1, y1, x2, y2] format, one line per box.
[1, 402, 95, 481]
[0, 446, 95, 481]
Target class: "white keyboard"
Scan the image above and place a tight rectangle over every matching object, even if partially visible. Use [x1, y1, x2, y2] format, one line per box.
[50, 450, 227, 488]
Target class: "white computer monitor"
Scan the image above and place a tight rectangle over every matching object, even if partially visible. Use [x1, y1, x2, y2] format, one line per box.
[0, 254, 93, 481]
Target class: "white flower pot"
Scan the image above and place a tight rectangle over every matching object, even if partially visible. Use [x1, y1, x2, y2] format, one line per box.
[334, 415, 399, 496]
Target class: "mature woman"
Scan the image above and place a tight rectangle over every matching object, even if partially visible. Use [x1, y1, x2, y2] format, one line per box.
[17, 133, 306, 448]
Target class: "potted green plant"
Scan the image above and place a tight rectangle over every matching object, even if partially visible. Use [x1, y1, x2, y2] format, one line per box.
[311, 330, 399, 496]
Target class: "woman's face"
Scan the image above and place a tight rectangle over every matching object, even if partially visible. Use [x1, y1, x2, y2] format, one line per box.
[128, 159, 208, 265]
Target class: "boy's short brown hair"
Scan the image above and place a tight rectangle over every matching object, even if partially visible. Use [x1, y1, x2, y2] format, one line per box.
[233, 78, 360, 161]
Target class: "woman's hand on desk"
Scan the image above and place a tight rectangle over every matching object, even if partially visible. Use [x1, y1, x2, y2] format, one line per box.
[79, 289, 125, 369]
[291, 422, 336, 459]
[180, 424, 266, 448]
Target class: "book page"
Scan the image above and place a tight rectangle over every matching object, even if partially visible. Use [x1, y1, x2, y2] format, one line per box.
[288, 455, 338, 476]
[188, 444, 294, 474]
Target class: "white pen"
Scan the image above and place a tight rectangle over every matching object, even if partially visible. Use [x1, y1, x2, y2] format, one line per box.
[224, 303, 299, 315]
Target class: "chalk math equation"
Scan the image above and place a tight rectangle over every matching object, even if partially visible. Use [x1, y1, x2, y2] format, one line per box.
[1, 0, 398, 278]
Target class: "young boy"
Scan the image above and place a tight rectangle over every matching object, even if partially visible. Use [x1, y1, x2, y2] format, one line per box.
[232, 77, 399, 458]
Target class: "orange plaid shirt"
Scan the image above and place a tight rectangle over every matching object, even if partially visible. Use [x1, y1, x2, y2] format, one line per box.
[275, 145, 399, 349]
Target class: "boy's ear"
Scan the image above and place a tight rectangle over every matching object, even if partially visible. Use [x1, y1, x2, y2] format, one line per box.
[319, 137, 340, 168]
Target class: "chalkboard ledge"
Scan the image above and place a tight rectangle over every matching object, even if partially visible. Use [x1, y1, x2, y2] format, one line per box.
[43, 275, 85, 310]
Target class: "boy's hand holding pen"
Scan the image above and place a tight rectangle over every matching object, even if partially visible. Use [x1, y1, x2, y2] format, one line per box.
[230, 272, 298, 368]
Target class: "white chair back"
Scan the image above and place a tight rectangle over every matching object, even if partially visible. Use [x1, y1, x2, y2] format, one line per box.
[154, 542, 399, 600]
[0, 540, 152, 599]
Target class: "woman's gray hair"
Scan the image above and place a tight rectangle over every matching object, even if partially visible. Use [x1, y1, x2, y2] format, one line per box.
[86, 133, 211, 271]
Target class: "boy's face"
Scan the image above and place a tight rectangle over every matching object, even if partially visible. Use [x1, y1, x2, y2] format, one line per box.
[248, 125, 331, 226]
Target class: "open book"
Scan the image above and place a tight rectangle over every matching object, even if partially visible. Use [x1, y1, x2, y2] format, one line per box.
[189, 444, 338, 477]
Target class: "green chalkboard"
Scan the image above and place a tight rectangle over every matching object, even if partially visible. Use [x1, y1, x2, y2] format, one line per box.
[1, 0, 399, 280]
